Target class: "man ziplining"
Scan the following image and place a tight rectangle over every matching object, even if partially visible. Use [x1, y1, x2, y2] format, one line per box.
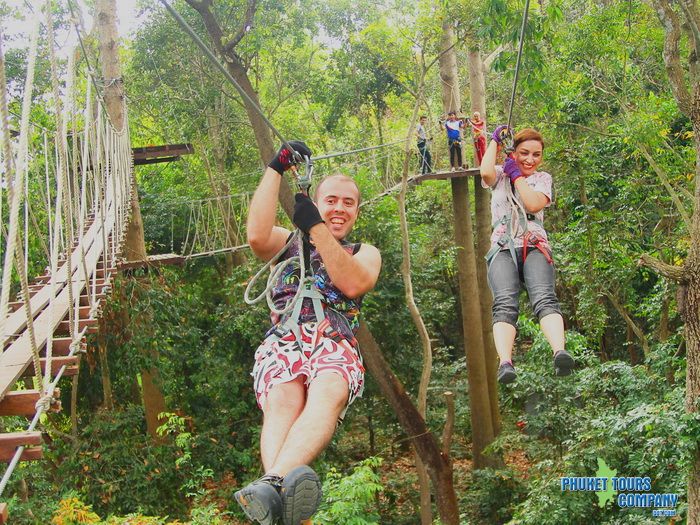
[236, 141, 382, 525]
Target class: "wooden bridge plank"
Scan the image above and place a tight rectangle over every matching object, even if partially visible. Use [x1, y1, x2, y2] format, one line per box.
[412, 167, 480, 183]
[0, 204, 117, 400]
[0, 431, 42, 447]
[0, 389, 60, 416]
[0, 502, 7, 523]
[1, 216, 103, 348]
[20, 357, 78, 378]
[0, 446, 42, 462]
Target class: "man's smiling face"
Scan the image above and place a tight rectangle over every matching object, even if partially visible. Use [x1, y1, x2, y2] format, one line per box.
[314, 176, 360, 240]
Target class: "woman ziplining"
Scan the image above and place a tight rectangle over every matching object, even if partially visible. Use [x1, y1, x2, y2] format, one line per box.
[480, 126, 575, 384]
[475, 0, 574, 385]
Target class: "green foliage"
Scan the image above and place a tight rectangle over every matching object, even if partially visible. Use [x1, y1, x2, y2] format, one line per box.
[5, 0, 697, 522]
[315, 457, 384, 524]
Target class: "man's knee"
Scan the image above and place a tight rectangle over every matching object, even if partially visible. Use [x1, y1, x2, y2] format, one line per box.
[264, 377, 306, 416]
[308, 373, 350, 411]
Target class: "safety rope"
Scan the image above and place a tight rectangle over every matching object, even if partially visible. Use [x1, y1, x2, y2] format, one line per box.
[243, 230, 309, 317]
[0, 5, 40, 338]
[506, 0, 531, 133]
[47, 3, 77, 351]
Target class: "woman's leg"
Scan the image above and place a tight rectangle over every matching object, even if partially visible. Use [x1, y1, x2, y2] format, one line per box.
[487, 250, 521, 364]
[522, 250, 565, 355]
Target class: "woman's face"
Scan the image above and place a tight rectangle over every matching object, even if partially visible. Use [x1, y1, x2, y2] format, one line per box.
[513, 139, 543, 176]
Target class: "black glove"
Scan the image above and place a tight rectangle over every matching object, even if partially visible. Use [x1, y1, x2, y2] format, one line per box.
[293, 193, 324, 234]
[268, 140, 312, 175]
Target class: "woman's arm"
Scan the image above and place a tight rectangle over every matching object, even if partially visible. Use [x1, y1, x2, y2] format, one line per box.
[513, 178, 550, 213]
[480, 140, 499, 187]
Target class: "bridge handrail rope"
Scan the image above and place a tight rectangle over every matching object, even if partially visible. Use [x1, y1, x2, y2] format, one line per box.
[0, 0, 135, 502]
[0, 3, 40, 338]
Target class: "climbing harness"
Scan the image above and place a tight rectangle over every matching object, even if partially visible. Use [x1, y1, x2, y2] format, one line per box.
[484, 169, 551, 269]
[244, 155, 343, 344]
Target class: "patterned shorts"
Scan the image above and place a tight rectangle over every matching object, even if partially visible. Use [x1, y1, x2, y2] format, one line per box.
[251, 320, 365, 421]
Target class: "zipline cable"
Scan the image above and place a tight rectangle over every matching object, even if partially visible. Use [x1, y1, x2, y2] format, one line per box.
[311, 138, 408, 161]
[506, 0, 531, 133]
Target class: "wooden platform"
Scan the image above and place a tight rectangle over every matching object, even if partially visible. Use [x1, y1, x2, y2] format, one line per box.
[412, 167, 480, 183]
[116, 253, 186, 270]
[132, 143, 194, 166]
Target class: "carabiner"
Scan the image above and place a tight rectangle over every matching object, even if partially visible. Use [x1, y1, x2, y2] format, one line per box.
[294, 155, 314, 196]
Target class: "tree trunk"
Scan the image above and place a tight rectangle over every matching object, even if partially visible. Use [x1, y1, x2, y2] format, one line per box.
[97, 317, 114, 409]
[467, 45, 501, 438]
[97, 0, 166, 442]
[646, 3, 700, 518]
[398, 82, 434, 524]
[440, 18, 496, 469]
[356, 324, 460, 525]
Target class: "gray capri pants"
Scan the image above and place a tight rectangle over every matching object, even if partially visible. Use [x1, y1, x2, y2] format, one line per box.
[487, 247, 562, 327]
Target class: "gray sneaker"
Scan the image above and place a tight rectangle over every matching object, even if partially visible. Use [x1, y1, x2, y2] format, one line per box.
[234, 474, 283, 525]
[280, 465, 322, 525]
[497, 361, 517, 384]
[554, 350, 575, 377]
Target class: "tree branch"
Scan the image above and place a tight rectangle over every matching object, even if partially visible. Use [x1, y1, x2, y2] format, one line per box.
[638, 253, 688, 282]
[222, 0, 257, 54]
[482, 44, 506, 71]
[605, 291, 651, 357]
[636, 141, 693, 230]
[649, 0, 693, 116]
[679, 0, 700, 60]
[184, 0, 225, 55]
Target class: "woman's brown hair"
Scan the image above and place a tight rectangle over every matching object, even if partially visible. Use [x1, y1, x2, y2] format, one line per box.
[513, 128, 544, 150]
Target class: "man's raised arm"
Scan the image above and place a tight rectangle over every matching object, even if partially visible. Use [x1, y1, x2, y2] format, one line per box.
[246, 141, 312, 261]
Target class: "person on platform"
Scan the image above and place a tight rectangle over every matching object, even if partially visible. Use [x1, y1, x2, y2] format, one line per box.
[444, 111, 464, 171]
[235, 141, 382, 525]
[416, 115, 433, 174]
[480, 127, 575, 385]
[467, 111, 487, 166]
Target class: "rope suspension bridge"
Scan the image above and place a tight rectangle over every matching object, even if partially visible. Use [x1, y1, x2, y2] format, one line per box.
[0, 3, 135, 520]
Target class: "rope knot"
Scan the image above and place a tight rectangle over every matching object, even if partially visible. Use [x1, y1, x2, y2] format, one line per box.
[35, 392, 55, 413]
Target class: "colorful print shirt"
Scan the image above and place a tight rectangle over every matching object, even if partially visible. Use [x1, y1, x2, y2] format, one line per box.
[268, 237, 363, 345]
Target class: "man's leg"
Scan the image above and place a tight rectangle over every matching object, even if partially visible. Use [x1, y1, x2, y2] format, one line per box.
[268, 373, 349, 476]
[261, 376, 306, 471]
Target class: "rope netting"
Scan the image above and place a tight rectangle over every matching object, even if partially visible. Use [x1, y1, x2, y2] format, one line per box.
[0, 0, 134, 497]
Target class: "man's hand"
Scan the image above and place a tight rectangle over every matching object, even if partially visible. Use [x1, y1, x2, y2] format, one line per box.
[503, 157, 522, 183]
[293, 193, 324, 234]
[491, 125, 511, 144]
[268, 140, 312, 175]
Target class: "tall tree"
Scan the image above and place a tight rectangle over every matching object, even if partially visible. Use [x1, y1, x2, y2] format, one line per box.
[644, 1, 700, 522]
[467, 43, 502, 437]
[96, 0, 167, 441]
[439, 16, 498, 469]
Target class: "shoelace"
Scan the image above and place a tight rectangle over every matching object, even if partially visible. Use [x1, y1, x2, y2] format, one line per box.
[256, 473, 283, 489]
